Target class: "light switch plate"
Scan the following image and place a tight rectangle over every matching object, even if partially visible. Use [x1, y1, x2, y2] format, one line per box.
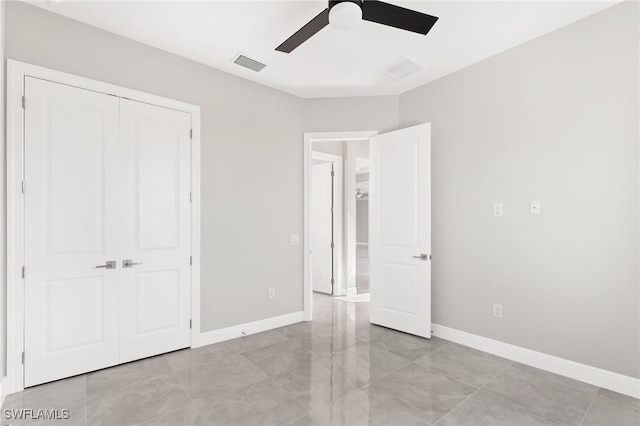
[290, 234, 300, 246]
[493, 203, 504, 217]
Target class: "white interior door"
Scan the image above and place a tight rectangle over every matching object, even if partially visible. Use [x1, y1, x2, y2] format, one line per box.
[311, 162, 334, 294]
[369, 123, 431, 338]
[23, 77, 120, 386]
[119, 99, 192, 362]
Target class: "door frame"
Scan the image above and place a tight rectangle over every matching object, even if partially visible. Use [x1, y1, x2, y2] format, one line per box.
[310, 151, 343, 295]
[303, 132, 377, 321]
[6, 59, 202, 393]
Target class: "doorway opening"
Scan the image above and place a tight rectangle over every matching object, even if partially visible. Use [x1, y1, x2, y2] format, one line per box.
[304, 132, 378, 320]
[304, 124, 432, 336]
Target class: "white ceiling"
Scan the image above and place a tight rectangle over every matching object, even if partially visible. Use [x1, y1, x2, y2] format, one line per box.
[24, 0, 621, 98]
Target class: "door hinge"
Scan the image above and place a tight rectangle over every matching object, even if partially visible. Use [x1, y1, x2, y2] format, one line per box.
[330, 242, 334, 249]
[21, 266, 25, 279]
[189, 193, 192, 203]
[189, 256, 192, 266]
[190, 129, 193, 139]
[189, 319, 192, 329]
[22, 96, 26, 109]
[331, 171, 335, 177]
[21, 352, 25, 365]
[331, 278, 334, 285]
[21, 181, 25, 194]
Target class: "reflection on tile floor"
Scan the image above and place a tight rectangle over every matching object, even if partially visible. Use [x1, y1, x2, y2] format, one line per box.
[2, 293, 638, 426]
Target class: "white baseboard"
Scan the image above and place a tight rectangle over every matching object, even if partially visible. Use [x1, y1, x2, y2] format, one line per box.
[197, 311, 305, 348]
[347, 287, 358, 297]
[0, 376, 7, 407]
[431, 324, 640, 399]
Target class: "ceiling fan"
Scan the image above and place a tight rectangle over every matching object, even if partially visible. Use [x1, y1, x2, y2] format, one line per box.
[276, 0, 439, 54]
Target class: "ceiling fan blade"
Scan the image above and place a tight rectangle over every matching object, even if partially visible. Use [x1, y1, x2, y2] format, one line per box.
[361, 0, 438, 35]
[276, 9, 330, 53]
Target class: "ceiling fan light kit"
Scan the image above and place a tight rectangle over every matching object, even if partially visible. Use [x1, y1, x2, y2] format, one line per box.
[276, 0, 439, 54]
[329, 1, 363, 31]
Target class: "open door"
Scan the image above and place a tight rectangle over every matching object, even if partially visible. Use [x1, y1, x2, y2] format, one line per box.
[369, 123, 431, 338]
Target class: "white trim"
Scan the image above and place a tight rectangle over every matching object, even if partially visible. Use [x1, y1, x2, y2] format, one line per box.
[197, 311, 305, 347]
[311, 151, 343, 296]
[304, 132, 378, 322]
[6, 59, 202, 394]
[346, 287, 358, 297]
[431, 323, 640, 399]
[0, 377, 7, 408]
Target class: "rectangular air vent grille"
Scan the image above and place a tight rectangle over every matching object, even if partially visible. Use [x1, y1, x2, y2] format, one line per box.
[381, 57, 424, 81]
[233, 54, 267, 72]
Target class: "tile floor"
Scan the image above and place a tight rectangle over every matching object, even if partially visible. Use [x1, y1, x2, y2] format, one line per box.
[2, 293, 638, 426]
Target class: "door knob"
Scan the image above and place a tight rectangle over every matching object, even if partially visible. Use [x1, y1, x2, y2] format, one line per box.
[123, 260, 142, 268]
[412, 254, 431, 260]
[96, 261, 116, 269]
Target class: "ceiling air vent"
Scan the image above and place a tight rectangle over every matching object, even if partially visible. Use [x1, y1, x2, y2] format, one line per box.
[232, 53, 267, 72]
[381, 56, 425, 81]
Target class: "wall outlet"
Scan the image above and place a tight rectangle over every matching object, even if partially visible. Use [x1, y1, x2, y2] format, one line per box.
[530, 201, 541, 215]
[268, 287, 276, 299]
[493, 303, 503, 318]
[290, 234, 300, 246]
[493, 203, 504, 217]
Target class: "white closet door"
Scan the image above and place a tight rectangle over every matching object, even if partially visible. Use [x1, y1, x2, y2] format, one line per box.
[119, 99, 192, 362]
[23, 77, 120, 386]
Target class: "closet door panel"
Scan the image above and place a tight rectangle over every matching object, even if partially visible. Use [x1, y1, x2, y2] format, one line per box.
[119, 99, 192, 362]
[23, 77, 120, 387]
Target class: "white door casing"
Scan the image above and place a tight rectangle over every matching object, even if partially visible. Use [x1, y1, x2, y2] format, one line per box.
[23, 77, 121, 386]
[311, 161, 334, 294]
[119, 99, 192, 363]
[8, 60, 201, 393]
[370, 123, 432, 338]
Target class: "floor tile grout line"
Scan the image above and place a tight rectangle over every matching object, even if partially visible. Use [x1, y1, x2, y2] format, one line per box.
[265, 377, 313, 422]
[480, 361, 595, 426]
[367, 361, 478, 424]
[284, 411, 312, 426]
[479, 387, 573, 426]
[578, 387, 600, 426]
[370, 383, 440, 425]
[433, 385, 482, 426]
[85, 357, 177, 399]
[134, 365, 205, 426]
[85, 369, 173, 400]
[433, 355, 512, 425]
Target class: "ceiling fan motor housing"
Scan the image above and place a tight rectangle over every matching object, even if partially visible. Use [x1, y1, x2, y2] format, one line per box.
[328, 0, 363, 11]
[328, 0, 363, 30]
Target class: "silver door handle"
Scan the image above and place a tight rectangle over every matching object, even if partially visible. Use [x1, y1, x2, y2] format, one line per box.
[123, 260, 142, 268]
[96, 261, 116, 269]
[412, 254, 431, 260]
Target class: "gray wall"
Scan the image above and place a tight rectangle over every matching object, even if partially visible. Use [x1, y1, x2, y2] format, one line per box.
[400, 1, 639, 378]
[5, 1, 306, 332]
[304, 96, 399, 133]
